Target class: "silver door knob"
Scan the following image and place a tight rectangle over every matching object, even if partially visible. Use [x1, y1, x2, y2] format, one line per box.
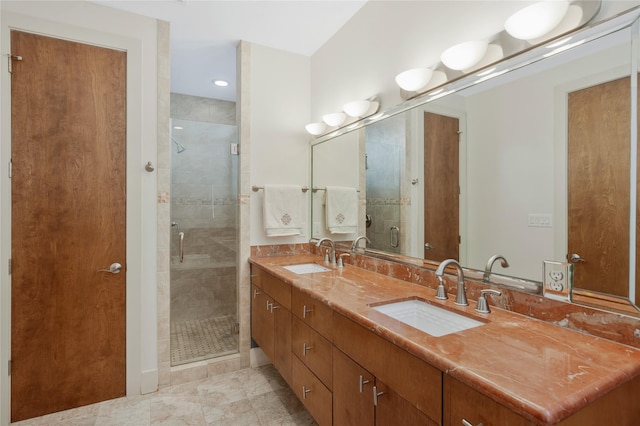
[425, 243, 433, 250]
[569, 253, 586, 263]
[98, 263, 122, 274]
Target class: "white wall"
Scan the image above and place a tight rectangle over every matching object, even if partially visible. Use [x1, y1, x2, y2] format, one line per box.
[0, 2, 160, 422]
[247, 44, 312, 246]
[310, 0, 640, 119]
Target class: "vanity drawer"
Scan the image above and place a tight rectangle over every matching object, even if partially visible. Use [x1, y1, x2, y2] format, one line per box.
[333, 311, 442, 424]
[292, 316, 332, 390]
[292, 287, 333, 339]
[251, 266, 291, 309]
[292, 356, 332, 426]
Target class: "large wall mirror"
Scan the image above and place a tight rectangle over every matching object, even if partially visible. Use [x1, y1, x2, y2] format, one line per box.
[311, 8, 640, 316]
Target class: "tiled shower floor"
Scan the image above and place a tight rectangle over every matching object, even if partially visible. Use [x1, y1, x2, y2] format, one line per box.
[171, 315, 239, 366]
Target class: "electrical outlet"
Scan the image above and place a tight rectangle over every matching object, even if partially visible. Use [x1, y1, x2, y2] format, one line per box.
[542, 260, 573, 302]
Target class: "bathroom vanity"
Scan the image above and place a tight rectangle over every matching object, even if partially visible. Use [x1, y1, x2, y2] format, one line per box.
[249, 254, 640, 426]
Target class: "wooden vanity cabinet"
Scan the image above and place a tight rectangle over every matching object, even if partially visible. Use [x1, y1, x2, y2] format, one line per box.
[250, 266, 292, 386]
[444, 376, 532, 426]
[292, 356, 332, 426]
[333, 346, 436, 426]
[333, 311, 442, 425]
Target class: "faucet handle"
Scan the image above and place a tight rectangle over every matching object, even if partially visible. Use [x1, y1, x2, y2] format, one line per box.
[435, 276, 448, 300]
[475, 289, 502, 313]
[337, 253, 350, 268]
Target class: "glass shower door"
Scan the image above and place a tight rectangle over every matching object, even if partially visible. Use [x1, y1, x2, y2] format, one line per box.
[169, 118, 239, 366]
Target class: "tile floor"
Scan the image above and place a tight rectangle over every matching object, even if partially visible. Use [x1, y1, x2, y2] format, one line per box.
[170, 316, 239, 365]
[12, 365, 317, 426]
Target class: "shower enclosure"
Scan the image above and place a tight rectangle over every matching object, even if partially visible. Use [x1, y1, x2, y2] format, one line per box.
[365, 114, 405, 254]
[170, 117, 239, 366]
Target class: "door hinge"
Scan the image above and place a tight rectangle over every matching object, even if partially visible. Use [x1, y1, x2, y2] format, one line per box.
[8, 160, 12, 179]
[7, 54, 22, 74]
[230, 143, 239, 155]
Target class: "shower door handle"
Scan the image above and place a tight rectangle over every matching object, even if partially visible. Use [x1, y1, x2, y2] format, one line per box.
[179, 231, 185, 263]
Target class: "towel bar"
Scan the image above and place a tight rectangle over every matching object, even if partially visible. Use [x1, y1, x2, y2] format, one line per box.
[252, 185, 309, 193]
[312, 186, 361, 193]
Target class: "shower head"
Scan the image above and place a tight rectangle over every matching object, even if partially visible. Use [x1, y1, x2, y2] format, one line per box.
[171, 137, 187, 153]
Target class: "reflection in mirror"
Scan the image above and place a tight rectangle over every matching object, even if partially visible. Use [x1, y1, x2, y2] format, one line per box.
[311, 9, 640, 314]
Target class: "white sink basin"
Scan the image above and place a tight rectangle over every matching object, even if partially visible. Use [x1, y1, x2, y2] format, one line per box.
[283, 263, 331, 274]
[372, 299, 484, 337]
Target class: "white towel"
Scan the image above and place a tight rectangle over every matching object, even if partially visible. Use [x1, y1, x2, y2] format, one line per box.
[325, 186, 358, 234]
[263, 184, 303, 237]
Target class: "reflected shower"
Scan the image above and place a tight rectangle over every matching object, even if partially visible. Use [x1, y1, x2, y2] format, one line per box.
[172, 137, 187, 153]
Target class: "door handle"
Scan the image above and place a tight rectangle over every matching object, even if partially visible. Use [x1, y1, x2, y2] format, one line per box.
[425, 243, 433, 250]
[179, 231, 185, 263]
[569, 253, 586, 263]
[98, 263, 122, 274]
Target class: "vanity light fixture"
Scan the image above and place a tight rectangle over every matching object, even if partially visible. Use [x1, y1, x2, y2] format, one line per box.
[395, 68, 433, 92]
[504, 1, 570, 40]
[305, 122, 327, 136]
[322, 112, 347, 127]
[212, 79, 229, 87]
[343, 100, 372, 117]
[440, 40, 488, 71]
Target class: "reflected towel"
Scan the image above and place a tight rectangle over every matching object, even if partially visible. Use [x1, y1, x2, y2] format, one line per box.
[263, 184, 303, 237]
[325, 186, 358, 234]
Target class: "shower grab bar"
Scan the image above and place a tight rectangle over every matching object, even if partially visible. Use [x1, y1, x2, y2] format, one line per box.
[178, 231, 185, 263]
[252, 185, 309, 193]
[390, 226, 399, 248]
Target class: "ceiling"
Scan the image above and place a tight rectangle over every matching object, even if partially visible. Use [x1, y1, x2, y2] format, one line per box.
[94, 0, 368, 102]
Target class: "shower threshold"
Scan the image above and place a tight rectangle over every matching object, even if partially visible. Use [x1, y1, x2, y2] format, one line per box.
[170, 315, 239, 366]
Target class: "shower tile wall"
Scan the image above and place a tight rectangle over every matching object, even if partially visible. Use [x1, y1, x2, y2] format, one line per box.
[170, 94, 238, 362]
[365, 114, 406, 254]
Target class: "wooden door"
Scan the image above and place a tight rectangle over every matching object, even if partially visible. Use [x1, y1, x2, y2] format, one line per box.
[568, 77, 630, 297]
[423, 111, 460, 261]
[333, 347, 375, 426]
[10, 31, 127, 422]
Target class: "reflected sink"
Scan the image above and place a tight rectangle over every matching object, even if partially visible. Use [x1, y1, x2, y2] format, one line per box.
[283, 263, 331, 274]
[372, 299, 484, 337]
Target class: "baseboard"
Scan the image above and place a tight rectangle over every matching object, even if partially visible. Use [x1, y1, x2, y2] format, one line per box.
[140, 369, 158, 394]
[250, 347, 271, 368]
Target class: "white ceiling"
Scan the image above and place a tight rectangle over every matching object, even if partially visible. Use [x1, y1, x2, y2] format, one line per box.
[95, 0, 368, 101]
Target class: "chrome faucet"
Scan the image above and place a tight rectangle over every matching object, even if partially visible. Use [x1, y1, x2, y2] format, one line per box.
[351, 235, 371, 252]
[311, 238, 336, 266]
[435, 259, 468, 306]
[483, 254, 510, 283]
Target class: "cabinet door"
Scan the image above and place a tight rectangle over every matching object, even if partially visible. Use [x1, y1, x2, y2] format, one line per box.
[443, 376, 533, 426]
[374, 379, 438, 426]
[251, 283, 274, 360]
[273, 302, 292, 386]
[333, 347, 375, 426]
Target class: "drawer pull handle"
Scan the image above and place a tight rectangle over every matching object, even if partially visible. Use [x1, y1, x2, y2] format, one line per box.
[266, 300, 272, 311]
[303, 305, 313, 319]
[359, 375, 370, 393]
[270, 304, 279, 313]
[373, 386, 384, 406]
[302, 385, 312, 400]
[462, 420, 484, 426]
[253, 288, 261, 298]
[303, 342, 313, 356]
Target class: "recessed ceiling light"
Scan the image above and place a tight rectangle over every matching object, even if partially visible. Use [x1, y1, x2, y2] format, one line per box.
[213, 80, 229, 87]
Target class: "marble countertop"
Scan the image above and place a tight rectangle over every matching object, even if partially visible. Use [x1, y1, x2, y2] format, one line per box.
[249, 254, 640, 425]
